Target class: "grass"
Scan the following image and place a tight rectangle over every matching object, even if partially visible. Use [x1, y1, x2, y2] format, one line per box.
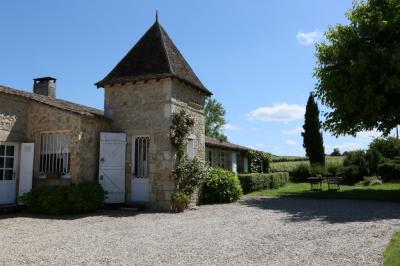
[384, 232, 400, 266]
[249, 182, 400, 202]
[269, 156, 344, 173]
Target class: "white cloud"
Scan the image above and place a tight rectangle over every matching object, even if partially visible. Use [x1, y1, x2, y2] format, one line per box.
[297, 29, 323, 45]
[326, 142, 365, 153]
[255, 143, 265, 148]
[222, 123, 242, 131]
[356, 130, 382, 140]
[282, 126, 303, 135]
[286, 140, 299, 146]
[247, 103, 305, 122]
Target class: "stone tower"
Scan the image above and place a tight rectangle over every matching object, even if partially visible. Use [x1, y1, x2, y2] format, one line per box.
[96, 19, 212, 210]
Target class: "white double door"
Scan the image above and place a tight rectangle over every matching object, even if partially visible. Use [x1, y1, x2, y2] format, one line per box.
[0, 143, 34, 205]
[131, 136, 150, 202]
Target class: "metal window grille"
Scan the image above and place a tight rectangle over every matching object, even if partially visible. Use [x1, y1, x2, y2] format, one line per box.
[134, 137, 150, 179]
[39, 132, 71, 177]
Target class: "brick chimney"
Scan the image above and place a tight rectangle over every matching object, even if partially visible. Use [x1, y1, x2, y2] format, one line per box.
[33, 77, 56, 98]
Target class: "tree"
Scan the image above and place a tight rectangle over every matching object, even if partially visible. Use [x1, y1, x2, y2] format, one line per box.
[330, 148, 341, 156]
[302, 94, 325, 165]
[204, 98, 227, 140]
[314, 0, 400, 136]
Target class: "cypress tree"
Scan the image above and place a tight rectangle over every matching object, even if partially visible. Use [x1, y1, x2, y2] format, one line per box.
[302, 94, 325, 166]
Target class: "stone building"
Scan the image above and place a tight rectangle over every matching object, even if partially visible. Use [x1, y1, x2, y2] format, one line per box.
[0, 19, 249, 209]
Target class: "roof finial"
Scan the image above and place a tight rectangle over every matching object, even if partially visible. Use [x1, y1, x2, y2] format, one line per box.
[156, 10, 159, 23]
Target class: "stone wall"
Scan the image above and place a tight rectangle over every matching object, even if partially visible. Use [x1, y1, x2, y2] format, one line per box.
[104, 78, 175, 210]
[78, 116, 112, 181]
[0, 94, 28, 142]
[26, 102, 111, 183]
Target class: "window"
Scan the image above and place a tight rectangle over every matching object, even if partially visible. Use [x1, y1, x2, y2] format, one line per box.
[40, 132, 71, 178]
[0, 144, 16, 180]
[134, 137, 150, 178]
[207, 150, 212, 166]
[187, 139, 195, 159]
[218, 151, 225, 169]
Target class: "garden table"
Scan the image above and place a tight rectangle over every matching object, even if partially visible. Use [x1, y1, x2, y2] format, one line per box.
[307, 176, 324, 191]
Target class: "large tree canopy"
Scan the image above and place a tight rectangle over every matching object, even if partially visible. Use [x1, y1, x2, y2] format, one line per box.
[314, 0, 400, 136]
[204, 98, 227, 140]
[302, 94, 325, 165]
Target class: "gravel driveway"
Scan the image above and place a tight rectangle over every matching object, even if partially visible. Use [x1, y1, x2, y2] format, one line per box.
[1, 197, 400, 266]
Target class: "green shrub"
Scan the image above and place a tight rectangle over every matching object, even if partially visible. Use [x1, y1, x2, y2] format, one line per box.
[369, 137, 400, 159]
[337, 165, 362, 184]
[289, 163, 311, 182]
[238, 172, 289, 193]
[202, 168, 242, 204]
[378, 159, 400, 182]
[20, 182, 106, 215]
[326, 162, 341, 176]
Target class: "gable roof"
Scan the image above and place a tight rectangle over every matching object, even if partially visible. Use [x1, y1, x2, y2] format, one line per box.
[95, 21, 212, 96]
[0, 85, 108, 120]
[205, 136, 251, 152]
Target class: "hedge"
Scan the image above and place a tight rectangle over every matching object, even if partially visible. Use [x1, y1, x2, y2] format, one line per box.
[20, 181, 106, 215]
[238, 172, 289, 194]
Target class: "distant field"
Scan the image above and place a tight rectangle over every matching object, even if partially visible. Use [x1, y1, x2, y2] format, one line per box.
[270, 156, 344, 172]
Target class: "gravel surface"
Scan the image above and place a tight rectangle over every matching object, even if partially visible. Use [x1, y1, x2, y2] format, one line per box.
[1, 197, 400, 266]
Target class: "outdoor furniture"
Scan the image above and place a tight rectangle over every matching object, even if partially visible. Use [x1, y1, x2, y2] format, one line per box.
[307, 176, 324, 191]
[327, 176, 343, 191]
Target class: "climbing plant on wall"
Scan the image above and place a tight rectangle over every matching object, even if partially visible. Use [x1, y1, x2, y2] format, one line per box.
[169, 110, 207, 204]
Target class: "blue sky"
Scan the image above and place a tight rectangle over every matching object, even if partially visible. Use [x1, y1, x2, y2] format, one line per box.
[0, 1, 386, 155]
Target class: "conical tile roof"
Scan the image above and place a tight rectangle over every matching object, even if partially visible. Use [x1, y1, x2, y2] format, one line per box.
[96, 21, 212, 96]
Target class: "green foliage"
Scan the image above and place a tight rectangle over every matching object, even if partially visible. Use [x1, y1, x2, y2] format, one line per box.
[238, 172, 289, 194]
[378, 157, 400, 182]
[271, 156, 308, 163]
[202, 168, 242, 203]
[171, 192, 191, 205]
[384, 231, 400, 266]
[173, 155, 208, 196]
[269, 156, 344, 173]
[337, 165, 362, 184]
[369, 137, 400, 159]
[204, 98, 227, 140]
[20, 182, 105, 215]
[302, 94, 325, 165]
[170, 110, 207, 204]
[246, 150, 272, 173]
[289, 163, 311, 182]
[330, 148, 341, 156]
[314, 0, 400, 136]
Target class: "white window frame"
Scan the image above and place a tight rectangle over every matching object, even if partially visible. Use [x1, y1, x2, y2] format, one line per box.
[39, 131, 71, 179]
[207, 150, 212, 166]
[0, 142, 17, 181]
[218, 151, 225, 169]
[133, 136, 150, 179]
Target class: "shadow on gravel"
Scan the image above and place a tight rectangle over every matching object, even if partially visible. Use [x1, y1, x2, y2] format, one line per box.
[241, 197, 400, 224]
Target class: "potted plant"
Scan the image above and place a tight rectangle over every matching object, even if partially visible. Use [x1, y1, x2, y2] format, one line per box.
[172, 192, 190, 212]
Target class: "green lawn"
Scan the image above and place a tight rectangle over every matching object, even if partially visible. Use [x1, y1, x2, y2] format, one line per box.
[384, 232, 400, 266]
[249, 182, 400, 202]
